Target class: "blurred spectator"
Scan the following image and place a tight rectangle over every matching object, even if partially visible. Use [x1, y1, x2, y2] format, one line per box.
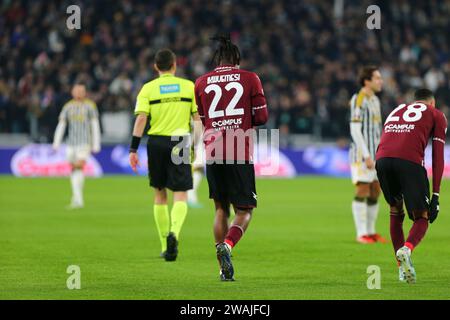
[0, 0, 449, 143]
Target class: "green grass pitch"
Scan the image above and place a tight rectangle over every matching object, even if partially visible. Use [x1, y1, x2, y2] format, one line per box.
[1, 176, 450, 300]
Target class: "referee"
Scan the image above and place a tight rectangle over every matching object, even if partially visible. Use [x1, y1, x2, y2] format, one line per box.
[129, 49, 200, 262]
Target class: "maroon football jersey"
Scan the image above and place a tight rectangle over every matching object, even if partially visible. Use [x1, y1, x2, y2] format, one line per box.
[376, 101, 447, 192]
[195, 65, 268, 162]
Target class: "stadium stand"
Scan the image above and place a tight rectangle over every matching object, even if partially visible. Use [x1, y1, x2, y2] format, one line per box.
[1, 0, 449, 144]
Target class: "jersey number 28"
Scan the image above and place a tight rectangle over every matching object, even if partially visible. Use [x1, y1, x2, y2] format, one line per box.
[385, 103, 427, 124]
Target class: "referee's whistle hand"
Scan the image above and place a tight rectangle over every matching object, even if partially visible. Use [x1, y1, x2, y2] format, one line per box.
[129, 152, 140, 173]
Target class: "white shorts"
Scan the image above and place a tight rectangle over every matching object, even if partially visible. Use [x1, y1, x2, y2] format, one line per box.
[350, 161, 378, 185]
[67, 145, 91, 163]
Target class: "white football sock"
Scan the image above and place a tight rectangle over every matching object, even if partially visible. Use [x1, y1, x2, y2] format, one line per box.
[188, 170, 202, 203]
[71, 169, 84, 206]
[352, 200, 368, 238]
[367, 202, 379, 235]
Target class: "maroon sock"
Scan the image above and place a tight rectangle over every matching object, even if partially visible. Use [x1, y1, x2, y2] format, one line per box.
[390, 214, 405, 253]
[224, 225, 244, 248]
[405, 218, 429, 251]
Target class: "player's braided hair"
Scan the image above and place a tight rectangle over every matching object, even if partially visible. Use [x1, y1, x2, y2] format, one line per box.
[210, 34, 240, 66]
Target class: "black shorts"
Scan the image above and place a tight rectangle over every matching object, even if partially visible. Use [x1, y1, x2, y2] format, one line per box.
[147, 135, 192, 191]
[376, 157, 430, 214]
[206, 162, 257, 208]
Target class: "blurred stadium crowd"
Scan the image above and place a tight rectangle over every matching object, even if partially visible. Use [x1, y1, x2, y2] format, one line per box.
[1, 0, 450, 143]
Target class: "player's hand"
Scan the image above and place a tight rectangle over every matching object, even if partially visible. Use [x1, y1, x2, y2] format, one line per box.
[365, 157, 375, 169]
[129, 152, 140, 173]
[429, 194, 439, 224]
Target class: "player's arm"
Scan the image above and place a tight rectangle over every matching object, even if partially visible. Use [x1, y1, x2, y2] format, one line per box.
[192, 113, 202, 149]
[190, 82, 203, 154]
[431, 111, 447, 194]
[52, 104, 68, 150]
[131, 112, 148, 139]
[90, 103, 101, 153]
[350, 122, 371, 158]
[349, 98, 372, 167]
[194, 80, 205, 126]
[250, 74, 268, 126]
[129, 85, 150, 172]
[429, 111, 447, 223]
[129, 112, 148, 173]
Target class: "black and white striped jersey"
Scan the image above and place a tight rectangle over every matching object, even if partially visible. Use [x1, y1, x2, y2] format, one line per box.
[59, 99, 99, 147]
[349, 89, 382, 162]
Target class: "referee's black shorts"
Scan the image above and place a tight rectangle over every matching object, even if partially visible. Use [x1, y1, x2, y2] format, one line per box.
[147, 135, 192, 191]
[206, 162, 257, 209]
[376, 157, 430, 215]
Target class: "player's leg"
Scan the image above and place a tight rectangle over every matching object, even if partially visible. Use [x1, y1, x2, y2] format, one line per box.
[187, 167, 204, 208]
[165, 144, 193, 261]
[69, 159, 86, 208]
[71, 145, 91, 208]
[218, 163, 257, 280]
[188, 143, 205, 208]
[70, 160, 85, 207]
[214, 199, 231, 244]
[66, 146, 83, 208]
[404, 210, 429, 251]
[212, 199, 235, 281]
[395, 159, 431, 283]
[206, 163, 229, 244]
[367, 180, 386, 242]
[352, 182, 373, 243]
[153, 188, 170, 256]
[389, 199, 406, 254]
[147, 137, 171, 257]
[376, 157, 407, 281]
[390, 199, 407, 282]
[170, 191, 188, 239]
[224, 162, 256, 250]
[161, 191, 188, 262]
[216, 204, 251, 282]
[396, 209, 427, 284]
[402, 163, 430, 252]
[225, 206, 252, 250]
[207, 163, 234, 280]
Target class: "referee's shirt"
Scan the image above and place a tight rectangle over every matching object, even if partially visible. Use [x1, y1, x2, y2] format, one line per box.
[134, 73, 197, 136]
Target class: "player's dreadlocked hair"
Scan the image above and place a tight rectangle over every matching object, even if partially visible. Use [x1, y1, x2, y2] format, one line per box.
[210, 34, 240, 66]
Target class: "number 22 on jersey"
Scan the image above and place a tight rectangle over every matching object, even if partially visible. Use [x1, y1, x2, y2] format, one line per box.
[205, 82, 244, 118]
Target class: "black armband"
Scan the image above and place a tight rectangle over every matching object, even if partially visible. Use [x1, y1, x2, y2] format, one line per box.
[129, 135, 141, 153]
